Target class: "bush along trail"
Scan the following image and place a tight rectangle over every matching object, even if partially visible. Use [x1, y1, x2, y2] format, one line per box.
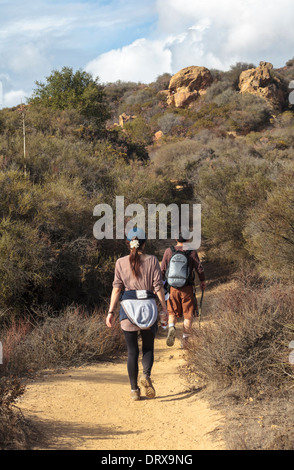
[18, 289, 225, 451]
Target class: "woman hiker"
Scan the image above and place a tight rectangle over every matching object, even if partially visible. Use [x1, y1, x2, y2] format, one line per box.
[106, 228, 168, 401]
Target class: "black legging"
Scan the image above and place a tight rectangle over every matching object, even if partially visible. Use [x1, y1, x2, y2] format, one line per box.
[123, 329, 155, 390]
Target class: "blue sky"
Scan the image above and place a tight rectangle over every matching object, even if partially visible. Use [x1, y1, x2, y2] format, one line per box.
[1, 0, 294, 107]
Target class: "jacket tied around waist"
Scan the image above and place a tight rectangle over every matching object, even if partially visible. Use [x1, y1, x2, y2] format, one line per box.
[119, 290, 158, 329]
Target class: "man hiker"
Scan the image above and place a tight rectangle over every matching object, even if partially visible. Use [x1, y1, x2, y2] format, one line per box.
[161, 235, 206, 348]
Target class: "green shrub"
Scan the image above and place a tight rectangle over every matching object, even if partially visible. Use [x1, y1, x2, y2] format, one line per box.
[150, 138, 203, 179]
[0, 218, 50, 309]
[195, 156, 272, 264]
[150, 73, 172, 92]
[28, 67, 110, 131]
[227, 94, 272, 133]
[157, 112, 183, 134]
[244, 168, 294, 280]
[123, 116, 153, 145]
[0, 170, 40, 220]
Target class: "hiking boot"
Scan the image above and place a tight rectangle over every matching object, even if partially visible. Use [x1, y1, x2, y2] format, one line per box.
[140, 374, 156, 398]
[166, 326, 176, 347]
[131, 388, 141, 401]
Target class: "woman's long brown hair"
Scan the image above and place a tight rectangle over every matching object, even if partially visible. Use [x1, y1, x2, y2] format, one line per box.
[128, 237, 145, 278]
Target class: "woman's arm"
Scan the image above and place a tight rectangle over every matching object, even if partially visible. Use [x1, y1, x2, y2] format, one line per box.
[152, 257, 168, 313]
[106, 287, 122, 328]
[156, 286, 168, 314]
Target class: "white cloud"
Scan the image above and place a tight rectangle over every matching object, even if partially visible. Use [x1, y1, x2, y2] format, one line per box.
[85, 0, 294, 84]
[4, 89, 29, 108]
[0, 16, 72, 41]
[0, 0, 157, 104]
[155, 0, 294, 65]
[8, 43, 51, 74]
[84, 24, 236, 84]
[1, 0, 294, 104]
[86, 38, 172, 83]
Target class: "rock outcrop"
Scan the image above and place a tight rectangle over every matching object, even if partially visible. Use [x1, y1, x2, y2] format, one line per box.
[239, 62, 287, 110]
[167, 66, 213, 108]
[118, 112, 136, 127]
[153, 130, 164, 142]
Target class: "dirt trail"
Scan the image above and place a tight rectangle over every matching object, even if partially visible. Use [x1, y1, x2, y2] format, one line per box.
[19, 291, 225, 451]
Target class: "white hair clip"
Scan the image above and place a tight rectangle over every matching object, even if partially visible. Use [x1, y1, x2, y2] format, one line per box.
[130, 239, 140, 249]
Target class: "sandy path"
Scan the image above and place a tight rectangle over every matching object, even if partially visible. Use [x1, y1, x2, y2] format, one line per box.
[19, 317, 225, 450]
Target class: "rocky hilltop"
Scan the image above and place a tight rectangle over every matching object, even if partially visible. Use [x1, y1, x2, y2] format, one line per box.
[165, 61, 288, 111]
[239, 61, 288, 111]
[166, 66, 213, 108]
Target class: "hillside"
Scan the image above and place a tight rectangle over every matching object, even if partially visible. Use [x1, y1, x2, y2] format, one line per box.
[0, 59, 293, 315]
[0, 59, 294, 450]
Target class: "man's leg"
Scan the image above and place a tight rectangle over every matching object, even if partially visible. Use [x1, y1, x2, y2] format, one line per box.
[183, 317, 193, 336]
[166, 287, 181, 347]
[181, 286, 194, 348]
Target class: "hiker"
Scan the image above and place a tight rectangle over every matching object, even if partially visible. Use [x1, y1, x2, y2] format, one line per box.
[161, 235, 206, 348]
[106, 228, 167, 401]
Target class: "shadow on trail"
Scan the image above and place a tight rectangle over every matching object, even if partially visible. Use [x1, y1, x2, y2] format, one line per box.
[33, 370, 129, 386]
[28, 415, 142, 450]
[156, 387, 204, 402]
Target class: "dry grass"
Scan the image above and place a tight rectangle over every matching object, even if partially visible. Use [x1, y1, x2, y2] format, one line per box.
[0, 306, 126, 449]
[187, 281, 294, 395]
[219, 394, 294, 450]
[185, 276, 294, 449]
[0, 377, 31, 450]
[1, 306, 126, 377]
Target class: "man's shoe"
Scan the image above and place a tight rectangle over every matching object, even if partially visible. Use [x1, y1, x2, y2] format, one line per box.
[166, 326, 176, 347]
[140, 374, 156, 398]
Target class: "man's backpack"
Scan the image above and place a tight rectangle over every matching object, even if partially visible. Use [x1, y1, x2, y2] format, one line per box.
[165, 246, 191, 288]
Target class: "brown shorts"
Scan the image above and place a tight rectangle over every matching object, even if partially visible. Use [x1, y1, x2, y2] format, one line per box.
[167, 285, 196, 320]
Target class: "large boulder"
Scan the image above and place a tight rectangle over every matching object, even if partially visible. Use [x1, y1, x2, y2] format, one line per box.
[167, 66, 213, 108]
[239, 62, 287, 111]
